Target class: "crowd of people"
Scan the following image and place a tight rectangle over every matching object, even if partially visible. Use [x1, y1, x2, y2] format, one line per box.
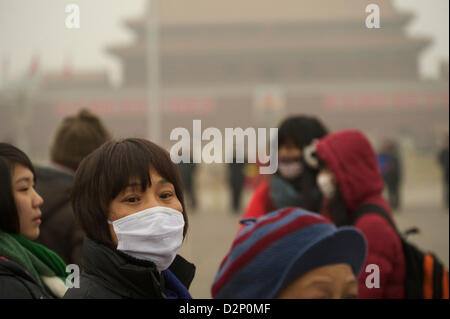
[0, 109, 448, 299]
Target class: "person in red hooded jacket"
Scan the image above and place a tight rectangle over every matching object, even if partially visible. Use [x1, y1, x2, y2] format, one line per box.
[305, 130, 405, 299]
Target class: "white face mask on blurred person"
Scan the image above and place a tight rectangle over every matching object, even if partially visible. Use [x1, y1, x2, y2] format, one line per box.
[278, 160, 303, 180]
[108, 206, 185, 271]
[317, 173, 336, 199]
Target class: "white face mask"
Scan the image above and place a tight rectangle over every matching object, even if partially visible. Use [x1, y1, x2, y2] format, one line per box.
[108, 206, 185, 271]
[317, 173, 336, 199]
[278, 161, 303, 180]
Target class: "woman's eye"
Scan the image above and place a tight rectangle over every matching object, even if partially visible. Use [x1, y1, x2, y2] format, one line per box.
[160, 192, 173, 199]
[17, 186, 29, 192]
[125, 197, 140, 203]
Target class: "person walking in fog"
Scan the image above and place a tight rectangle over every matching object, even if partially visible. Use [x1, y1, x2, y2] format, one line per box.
[212, 208, 367, 299]
[378, 139, 403, 211]
[0, 143, 68, 299]
[228, 157, 246, 214]
[64, 138, 195, 299]
[239, 115, 328, 230]
[305, 130, 406, 298]
[178, 153, 198, 211]
[34, 109, 112, 267]
[438, 135, 449, 209]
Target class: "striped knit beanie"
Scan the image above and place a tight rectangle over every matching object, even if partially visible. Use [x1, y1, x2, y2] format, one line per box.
[212, 207, 367, 299]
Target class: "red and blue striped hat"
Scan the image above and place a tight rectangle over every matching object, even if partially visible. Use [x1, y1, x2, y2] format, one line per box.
[211, 207, 367, 299]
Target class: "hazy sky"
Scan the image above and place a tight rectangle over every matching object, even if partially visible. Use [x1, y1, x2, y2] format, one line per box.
[0, 0, 448, 87]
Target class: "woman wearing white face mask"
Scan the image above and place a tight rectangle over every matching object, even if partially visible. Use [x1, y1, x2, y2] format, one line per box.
[306, 130, 407, 299]
[64, 138, 195, 299]
[239, 116, 328, 232]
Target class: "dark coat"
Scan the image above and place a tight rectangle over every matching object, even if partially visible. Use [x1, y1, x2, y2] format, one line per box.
[439, 148, 449, 182]
[381, 153, 402, 189]
[34, 166, 84, 266]
[0, 256, 53, 299]
[63, 237, 195, 299]
[228, 161, 245, 185]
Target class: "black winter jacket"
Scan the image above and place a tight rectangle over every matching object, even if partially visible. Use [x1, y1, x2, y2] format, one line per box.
[0, 256, 54, 299]
[34, 166, 84, 266]
[63, 237, 195, 299]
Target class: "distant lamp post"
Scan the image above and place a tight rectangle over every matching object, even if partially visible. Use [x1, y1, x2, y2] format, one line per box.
[14, 91, 31, 153]
[146, 0, 161, 145]
[13, 54, 40, 153]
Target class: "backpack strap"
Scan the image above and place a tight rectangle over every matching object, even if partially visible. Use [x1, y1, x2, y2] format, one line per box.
[432, 253, 444, 299]
[351, 203, 399, 234]
[353, 206, 449, 299]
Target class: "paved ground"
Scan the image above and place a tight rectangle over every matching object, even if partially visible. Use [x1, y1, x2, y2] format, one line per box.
[178, 161, 449, 299]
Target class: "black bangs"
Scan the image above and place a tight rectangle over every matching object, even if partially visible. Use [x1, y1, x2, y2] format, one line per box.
[105, 140, 153, 200]
[102, 138, 180, 201]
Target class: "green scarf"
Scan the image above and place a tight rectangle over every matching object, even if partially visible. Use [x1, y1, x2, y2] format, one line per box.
[0, 231, 68, 295]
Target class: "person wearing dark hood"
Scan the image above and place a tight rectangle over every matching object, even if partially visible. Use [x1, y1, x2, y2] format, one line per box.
[305, 130, 405, 298]
[239, 116, 328, 230]
[34, 109, 111, 266]
[63, 138, 195, 299]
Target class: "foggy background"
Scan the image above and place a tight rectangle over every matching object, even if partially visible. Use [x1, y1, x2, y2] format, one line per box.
[0, 0, 448, 87]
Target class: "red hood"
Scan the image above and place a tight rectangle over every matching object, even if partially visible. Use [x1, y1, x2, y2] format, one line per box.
[316, 130, 384, 213]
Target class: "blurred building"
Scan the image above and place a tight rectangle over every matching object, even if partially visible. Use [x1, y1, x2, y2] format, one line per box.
[0, 0, 448, 159]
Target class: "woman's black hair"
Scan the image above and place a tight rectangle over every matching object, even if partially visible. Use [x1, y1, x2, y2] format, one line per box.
[326, 190, 351, 227]
[0, 143, 36, 234]
[278, 116, 328, 150]
[71, 138, 188, 248]
[276, 116, 328, 212]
